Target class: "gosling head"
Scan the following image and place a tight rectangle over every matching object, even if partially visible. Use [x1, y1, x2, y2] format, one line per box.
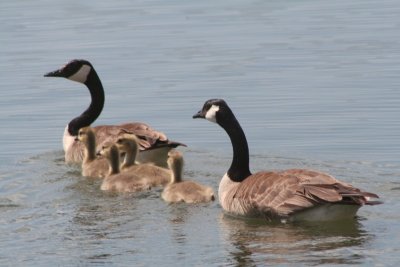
[44, 59, 93, 84]
[75, 126, 94, 142]
[167, 150, 184, 180]
[115, 134, 140, 153]
[96, 141, 116, 158]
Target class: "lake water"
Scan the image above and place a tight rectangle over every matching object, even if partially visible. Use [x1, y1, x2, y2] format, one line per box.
[1, 0, 400, 266]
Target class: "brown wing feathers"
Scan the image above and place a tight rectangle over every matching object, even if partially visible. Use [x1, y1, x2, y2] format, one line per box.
[92, 123, 185, 152]
[234, 170, 379, 217]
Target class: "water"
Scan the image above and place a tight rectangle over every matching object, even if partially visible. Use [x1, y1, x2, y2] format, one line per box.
[1, 0, 399, 266]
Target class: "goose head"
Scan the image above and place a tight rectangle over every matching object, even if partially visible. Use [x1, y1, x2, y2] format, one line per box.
[192, 98, 233, 125]
[44, 59, 93, 84]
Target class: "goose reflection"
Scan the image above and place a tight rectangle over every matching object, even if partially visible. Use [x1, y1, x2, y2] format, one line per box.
[219, 214, 370, 266]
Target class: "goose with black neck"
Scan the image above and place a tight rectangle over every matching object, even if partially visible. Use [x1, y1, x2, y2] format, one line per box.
[193, 98, 381, 222]
[44, 59, 185, 166]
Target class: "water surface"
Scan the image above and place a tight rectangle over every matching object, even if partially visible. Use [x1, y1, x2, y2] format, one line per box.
[1, 0, 399, 266]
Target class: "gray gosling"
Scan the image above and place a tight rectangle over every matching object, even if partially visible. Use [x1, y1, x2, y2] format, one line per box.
[162, 150, 215, 203]
[99, 142, 151, 193]
[76, 127, 108, 178]
[116, 134, 170, 187]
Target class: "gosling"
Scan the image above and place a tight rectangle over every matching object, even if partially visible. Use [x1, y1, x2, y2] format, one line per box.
[162, 150, 215, 203]
[116, 134, 170, 187]
[99, 142, 151, 193]
[76, 127, 109, 178]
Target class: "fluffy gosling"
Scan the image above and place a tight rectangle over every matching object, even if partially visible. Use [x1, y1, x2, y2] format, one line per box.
[162, 150, 215, 203]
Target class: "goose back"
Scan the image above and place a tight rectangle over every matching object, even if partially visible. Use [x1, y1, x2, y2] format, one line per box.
[220, 169, 379, 220]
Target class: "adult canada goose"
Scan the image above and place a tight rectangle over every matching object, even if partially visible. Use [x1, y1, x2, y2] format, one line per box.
[115, 134, 170, 187]
[161, 150, 215, 203]
[76, 126, 108, 178]
[98, 142, 151, 193]
[44, 59, 185, 166]
[193, 99, 381, 221]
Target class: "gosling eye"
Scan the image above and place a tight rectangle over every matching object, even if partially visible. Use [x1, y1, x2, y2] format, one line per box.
[116, 139, 123, 144]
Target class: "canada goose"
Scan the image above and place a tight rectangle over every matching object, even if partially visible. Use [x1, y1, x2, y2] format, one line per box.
[76, 126, 108, 178]
[98, 142, 151, 193]
[193, 99, 381, 221]
[44, 59, 185, 166]
[161, 150, 215, 203]
[115, 134, 170, 187]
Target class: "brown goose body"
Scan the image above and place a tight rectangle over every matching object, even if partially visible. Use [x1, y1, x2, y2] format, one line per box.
[45, 59, 184, 167]
[161, 151, 215, 203]
[219, 169, 378, 221]
[193, 99, 381, 221]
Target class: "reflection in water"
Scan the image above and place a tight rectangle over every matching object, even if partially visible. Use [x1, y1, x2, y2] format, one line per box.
[65, 176, 154, 264]
[163, 201, 221, 265]
[166, 204, 191, 245]
[165, 204, 192, 263]
[0, 197, 20, 209]
[219, 214, 370, 266]
[167, 203, 200, 240]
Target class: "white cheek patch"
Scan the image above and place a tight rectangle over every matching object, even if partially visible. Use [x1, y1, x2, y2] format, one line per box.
[205, 104, 219, 123]
[68, 64, 91, 83]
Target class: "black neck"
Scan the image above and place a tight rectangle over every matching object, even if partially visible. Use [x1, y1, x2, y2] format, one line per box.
[68, 70, 104, 136]
[219, 112, 252, 182]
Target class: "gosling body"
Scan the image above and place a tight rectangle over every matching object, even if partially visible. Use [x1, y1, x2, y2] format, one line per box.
[76, 127, 108, 178]
[99, 143, 150, 193]
[162, 151, 215, 203]
[116, 134, 171, 187]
